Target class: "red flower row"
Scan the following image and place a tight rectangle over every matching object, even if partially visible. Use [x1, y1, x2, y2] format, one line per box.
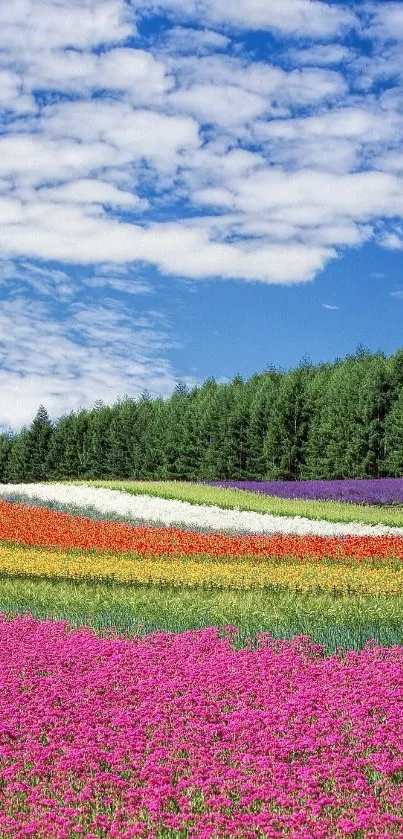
[1, 500, 403, 561]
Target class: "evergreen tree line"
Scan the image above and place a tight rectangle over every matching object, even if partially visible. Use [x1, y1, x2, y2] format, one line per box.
[2, 345, 403, 483]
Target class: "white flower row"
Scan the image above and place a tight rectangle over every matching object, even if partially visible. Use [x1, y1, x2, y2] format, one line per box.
[0, 482, 403, 538]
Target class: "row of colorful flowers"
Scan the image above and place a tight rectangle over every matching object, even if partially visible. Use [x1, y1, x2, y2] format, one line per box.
[2, 543, 403, 595]
[1, 494, 403, 599]
[2, 482, 403, 536]
[0, 615, 402, 839]
[3, 499, 403, 561]
[0, 501, 403, 561]
[207, 478, 403, 506]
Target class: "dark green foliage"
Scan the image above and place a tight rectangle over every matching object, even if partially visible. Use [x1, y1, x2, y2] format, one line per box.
[264, 360, 315, 480]
[125, 391, 168, 480]
[6, 428, 30, 482]
[0, 431, 14, 481]
[246, 369, 280, 479]
[356, 353, 390, 478]
[223, 376, 252, 480]
[46, 411, 90, 480]
[198, 381, 241, 480]
[195, 376, 252, 480]
[384, 391, 403, 475]
[163, 382, 196, 480]
[303, 351, 391, 480]
[84, 402, 114, 479]
[4, 346, 403, 482]
[7, 406, 53, 482]
[300, 364, 333, 479]
[105, 398, 138, 478]
[28, 405, 53, 481]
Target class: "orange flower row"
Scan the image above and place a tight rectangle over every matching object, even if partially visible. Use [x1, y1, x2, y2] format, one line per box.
[1, 500, 403, 561]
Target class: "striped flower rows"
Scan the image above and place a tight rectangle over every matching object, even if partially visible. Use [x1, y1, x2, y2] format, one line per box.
[3, 499, 403, 561]
[0, 485, 402, 838]
[2, 482, 403, 535]
[1, 543, 403, 595]
[0, 497, 403, 598]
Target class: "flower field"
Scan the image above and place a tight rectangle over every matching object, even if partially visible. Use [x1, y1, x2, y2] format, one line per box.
[207, 479, 403, 506]
[0, 480, 403, 838]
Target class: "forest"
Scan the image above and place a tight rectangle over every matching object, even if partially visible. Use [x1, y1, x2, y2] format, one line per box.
[2, 344, 403, 483]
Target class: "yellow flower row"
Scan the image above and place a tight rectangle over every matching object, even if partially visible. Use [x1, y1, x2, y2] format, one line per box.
[0, 543, 402, 596]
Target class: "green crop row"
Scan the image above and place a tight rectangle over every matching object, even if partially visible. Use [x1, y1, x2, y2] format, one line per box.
[1, 575, 403, 654]
[65, 479, 403, 528]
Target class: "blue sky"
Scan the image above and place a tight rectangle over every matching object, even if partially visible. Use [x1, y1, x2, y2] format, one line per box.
[1, 0, 403, 429]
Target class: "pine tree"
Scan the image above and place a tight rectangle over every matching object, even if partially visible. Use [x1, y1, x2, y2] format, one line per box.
[7, 428, 31, 482]
[130, 392, 167, 479]
[164, 382, 193, 480]
[7, 406, 53, 482]
[7, 347, 403, 483]
[389, 348, 403, 400]
[356, 354, 390, 478]
[198, 383, 234, 480]
[303, 364, 335, 479]
[222, 376, 251, 479]
[85, 403, 113, 479]
[145, 397, 168, 479]
[264, 363, 313, 480]
[0, 431, 14, 482]
[305, 349, 387, 479]
[27, 405, 54, 481]
[46, 413, 83, 479]
[246, 369, 280, 478]
[313, 356, 364, 478]
[189, 378, 219, 481]
[384, 391, 403, 475]
[106, 398, 138, 478]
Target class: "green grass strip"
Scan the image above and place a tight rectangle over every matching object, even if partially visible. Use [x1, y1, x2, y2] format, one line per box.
[1, 575, 403, 654]
[64, 479, 403, 528]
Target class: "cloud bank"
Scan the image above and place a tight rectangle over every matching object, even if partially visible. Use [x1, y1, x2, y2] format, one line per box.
[0, 0, 403, 426]
[0, 0, 401, 284]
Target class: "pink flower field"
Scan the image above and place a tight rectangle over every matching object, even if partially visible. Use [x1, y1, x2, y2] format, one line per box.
[0, 616, 402, 839]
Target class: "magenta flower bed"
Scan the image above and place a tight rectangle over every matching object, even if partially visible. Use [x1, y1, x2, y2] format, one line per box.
[207, 479, 403, 506]
[0, 617, 403, 839]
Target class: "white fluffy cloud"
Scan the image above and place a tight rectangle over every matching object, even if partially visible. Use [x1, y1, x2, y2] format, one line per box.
[0, 201, 333, 283]
[0, 0, 133, 51]
[134, 0, 356, 38]
[369, 2, 403, 41]
[162, 26, 229, 54]
[0, 135, 127, 188]
[170, 83, 269, 127]
[37, 179, 146, 208]
[0, 69, 35, 113]
[169, 54, 346, 109]
[197, 167, 403, 220]
[253, 105, 403, 175]
[287, 44, 353, 66]
[0, 0, 396, 289]
[0, 296, 186, 429]
[204, 0, 356, 37]
[260, 107, 403, 143]
[40, 101, 200, 163]
[23, 47, 172, 102]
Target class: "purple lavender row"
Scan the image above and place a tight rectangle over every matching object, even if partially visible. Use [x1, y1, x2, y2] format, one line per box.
[206, 478, 403, 506]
